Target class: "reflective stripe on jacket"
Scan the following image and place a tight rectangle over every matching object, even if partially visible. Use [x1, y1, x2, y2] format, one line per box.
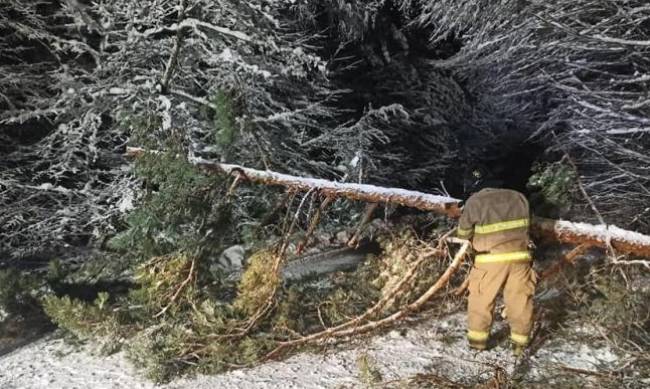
[457, 188, 531, 255]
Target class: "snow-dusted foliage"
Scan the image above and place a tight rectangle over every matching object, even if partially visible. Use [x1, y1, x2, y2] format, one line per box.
[413, 0, 650, 231]
[1, 0, 649, 262]
[0, 0, 458, 261]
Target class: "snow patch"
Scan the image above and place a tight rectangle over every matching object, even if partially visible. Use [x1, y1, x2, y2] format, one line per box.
[108, 87, 128, 95]
[188, 156, 460, 208]
[0, 312, 626, 388]
[217, 47, 234, 62]
[529, 342, 620, 380]
[158, 95, 172, 131]
[117, 190, 135, 213]
[216, 48, 272, 79]
[552, 219, 650, 246]
[349, 153, 360, 168]
[32, 183, 72, 193]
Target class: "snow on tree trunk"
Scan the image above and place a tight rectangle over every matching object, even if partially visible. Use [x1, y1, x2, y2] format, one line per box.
[531, 217, 650, 258]
[127, 147, 650, 258]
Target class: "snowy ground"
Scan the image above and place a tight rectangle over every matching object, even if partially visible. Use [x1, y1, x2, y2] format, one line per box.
[0, 311, 637, 389]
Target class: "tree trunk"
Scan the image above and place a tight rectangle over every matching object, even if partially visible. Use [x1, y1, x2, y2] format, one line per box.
[125, 147, 650, 257]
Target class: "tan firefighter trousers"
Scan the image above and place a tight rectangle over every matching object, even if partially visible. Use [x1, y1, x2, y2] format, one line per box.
[466, 258, 537, 349]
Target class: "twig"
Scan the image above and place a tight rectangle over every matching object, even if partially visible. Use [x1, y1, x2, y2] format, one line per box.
[540, 243, 591, 280]
[557, 363, 618, 378]
[563, 153, 617, 258]
[347, 202, 378, 248]
[154, 257, 196, 318]
[227, 172, 242, 197]
[297, 195, 332, 254]
[159, 0, 186, 94]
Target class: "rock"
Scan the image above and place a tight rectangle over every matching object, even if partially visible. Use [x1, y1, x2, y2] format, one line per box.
[214, 245, 246, 272]
[282, 241, 381, 282]
[335, 230, 350, 244]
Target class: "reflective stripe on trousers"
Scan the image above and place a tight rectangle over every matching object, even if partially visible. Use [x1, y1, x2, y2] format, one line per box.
[475, 250, 531, 264]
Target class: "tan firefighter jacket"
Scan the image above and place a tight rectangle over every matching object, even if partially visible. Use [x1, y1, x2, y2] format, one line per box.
[457, 188, 531, 263]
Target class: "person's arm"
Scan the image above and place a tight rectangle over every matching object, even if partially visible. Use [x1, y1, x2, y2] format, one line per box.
[456, 197, 475, 240]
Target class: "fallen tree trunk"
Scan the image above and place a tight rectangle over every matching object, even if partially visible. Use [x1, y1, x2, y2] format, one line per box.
[125, 147, 650, 257]
[531, 217, 650, 258]
[126, 147, 462, 217]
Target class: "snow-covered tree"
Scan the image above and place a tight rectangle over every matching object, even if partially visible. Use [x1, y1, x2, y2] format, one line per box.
[2, 0, 649, 265]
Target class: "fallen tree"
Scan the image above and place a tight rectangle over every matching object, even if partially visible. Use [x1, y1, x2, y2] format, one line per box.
[126, 147, 650, 258]
[126, 147, 462, 217]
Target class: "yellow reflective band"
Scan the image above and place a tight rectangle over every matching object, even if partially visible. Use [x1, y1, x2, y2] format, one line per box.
[511, 332, 529, 345]
[475, 251, 531, 264]
[475, 218, 529, 234]
[467, 330, 489, 342]
[457, 227, 473, 237]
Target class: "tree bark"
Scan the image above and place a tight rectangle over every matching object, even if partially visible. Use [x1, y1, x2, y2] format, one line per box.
[125, 147, 462, 217]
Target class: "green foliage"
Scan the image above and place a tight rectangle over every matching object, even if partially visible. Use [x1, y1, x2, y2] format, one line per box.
[0, 269, 40, 317]
[46, 259, 67, 283]
[120, 111, 163, 147]
[127, 323, 194, 382]
[527, 161, 577, 218]
[584, 268, 650, 348]
[34, 223, 462, 382]
[129, 254, 200, 318]
[37, 106, 456, 383]
[356, 352, 383, 387]
[125, 245, 386, 381]
[322, 259, 383, 324]
[233, 250, 279, 316]
[112, 109, 235, 261]
[211, 90, 238, 149]
[273, 284, 311, 333]
[107, 150, 231, 260]
[42, 292, 119, 340]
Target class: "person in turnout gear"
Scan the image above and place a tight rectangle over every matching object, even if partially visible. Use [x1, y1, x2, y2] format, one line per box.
[456, 187, 536, 356]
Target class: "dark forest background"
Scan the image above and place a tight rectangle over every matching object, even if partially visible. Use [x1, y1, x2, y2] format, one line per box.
[2, 0, 649, 267]
[2, 1, 650, 383]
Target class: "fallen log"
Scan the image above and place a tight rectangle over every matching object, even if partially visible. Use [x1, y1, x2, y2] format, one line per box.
[125, 147, 650, 258]
[531, 217, 650, 258]
[125, 147, 461, 217]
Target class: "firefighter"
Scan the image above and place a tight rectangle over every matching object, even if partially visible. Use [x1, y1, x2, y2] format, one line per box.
[456, 186, 536, 356]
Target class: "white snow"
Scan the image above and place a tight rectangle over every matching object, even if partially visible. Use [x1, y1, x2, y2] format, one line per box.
[551, 218, 650, 246]
[215, 48, 272, 79]
[32, 183, 72, 194]
[179, 19, 252, 42]
[217, 47, 234, 62]
[0, 338, 155, 389]
[158, 96, 172, 131]
[109, 87, 129, 95]
[248, 3, 280, 28]
[117, 190, 135, 213]
[349, 153, 360, 168]
[0, 312, 626, 388]
[529, 342, 621, 381]
[188, 156, 461, 208]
